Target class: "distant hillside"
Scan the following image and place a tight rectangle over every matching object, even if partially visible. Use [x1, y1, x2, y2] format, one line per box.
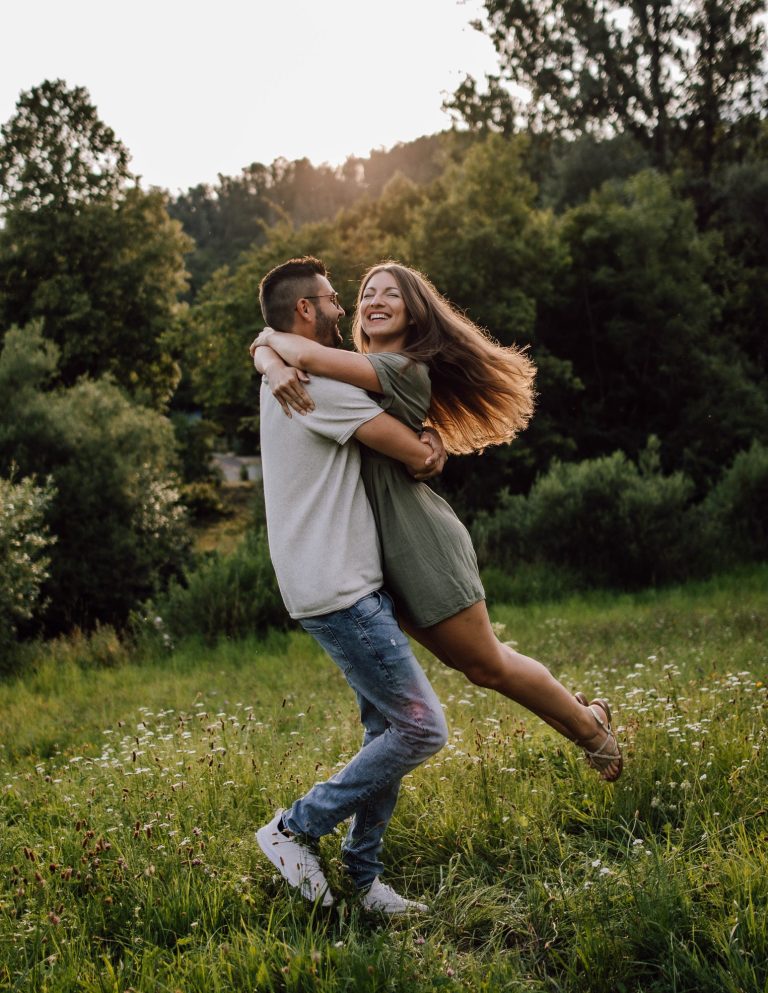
[167, 131, 477, 297]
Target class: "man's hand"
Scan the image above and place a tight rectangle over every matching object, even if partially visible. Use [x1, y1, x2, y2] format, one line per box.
[410, 427, 447, 481]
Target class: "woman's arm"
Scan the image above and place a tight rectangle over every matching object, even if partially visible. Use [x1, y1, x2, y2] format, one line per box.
[252, 344, 314, 417]
[354, 414, 446, 480]
[253, 328, 381, 393]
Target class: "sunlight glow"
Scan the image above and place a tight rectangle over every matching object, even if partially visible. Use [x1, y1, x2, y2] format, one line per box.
[1, 0, 499, 192]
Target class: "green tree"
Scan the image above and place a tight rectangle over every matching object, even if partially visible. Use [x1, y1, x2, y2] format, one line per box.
[449, 1, 767, 172]
[545, 170, 768, 481]
[0, 325, 190, 633]
[0, 81, 191, 405]
[405, 135, 582, 508]
[707, 157, 768, 380]
[168, 163, 281, 296]
[168, 134, 475, 300]
[0, 78, 131, 212]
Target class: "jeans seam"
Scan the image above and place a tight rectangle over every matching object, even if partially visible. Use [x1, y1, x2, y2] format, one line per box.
[307, 621, 352, 674]
[354, 614, 429, 739]
[353, 618, 429, 737]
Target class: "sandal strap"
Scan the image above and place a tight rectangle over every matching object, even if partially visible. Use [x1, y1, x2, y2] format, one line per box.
[581, 704, 621, 761]
[588, 704, 608, 732]
[582, 732, 621, 762]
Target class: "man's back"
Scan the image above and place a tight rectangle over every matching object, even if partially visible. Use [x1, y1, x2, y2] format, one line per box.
[259, 374, 384, 619]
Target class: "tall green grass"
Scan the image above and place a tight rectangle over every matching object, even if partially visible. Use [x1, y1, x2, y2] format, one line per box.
[1, 567, 766, 992]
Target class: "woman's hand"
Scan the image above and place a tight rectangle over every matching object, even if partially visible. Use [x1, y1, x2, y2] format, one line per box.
[266, 365, 314, 418]
[249, 328, 314, 417]
[249, 327, 276, 357]
[410, 427, 448, 480]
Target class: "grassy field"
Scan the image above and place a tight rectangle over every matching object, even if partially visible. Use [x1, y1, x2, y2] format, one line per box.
[1, 567, 767, 992]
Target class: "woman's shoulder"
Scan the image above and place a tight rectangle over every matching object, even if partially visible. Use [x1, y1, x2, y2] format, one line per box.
[364, 351, 430, 423]
[367, 351, 429, 380]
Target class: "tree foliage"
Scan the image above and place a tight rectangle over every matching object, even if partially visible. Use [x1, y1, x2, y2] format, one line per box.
[0, 81, 191, 405]
[449, 0, 767, 172]
[0, 187, 191, 404]
[0, 325, 190, 633]
[167, 134, 469, 298]
[0, 78, 131, 212]
[0, 472, 56, 658]
[544, 169, 768, 481]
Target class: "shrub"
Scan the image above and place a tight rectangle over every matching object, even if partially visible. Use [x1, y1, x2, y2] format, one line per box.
[0, 326, 191, 633]
[698, 442, 768, 565]
[0, 473, 55, 666]
[472, 490, 529, 573]
[171, 413, 219, 484]
[181, 481, 225, 518]
[147, 528, 286, 644]
[35, 625, 130, 670]
[474, 442, 696, 588]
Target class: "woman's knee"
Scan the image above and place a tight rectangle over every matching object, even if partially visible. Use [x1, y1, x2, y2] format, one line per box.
[457, 654, 508, 692]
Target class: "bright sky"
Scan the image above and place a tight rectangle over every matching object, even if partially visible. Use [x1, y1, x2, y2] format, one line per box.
[2, 0, 499, 194]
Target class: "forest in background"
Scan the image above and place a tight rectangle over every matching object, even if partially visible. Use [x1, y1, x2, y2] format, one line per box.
[1, 0, 767, 661]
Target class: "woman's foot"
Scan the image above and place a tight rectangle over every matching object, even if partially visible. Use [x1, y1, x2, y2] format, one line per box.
[574, 695, 623, 782]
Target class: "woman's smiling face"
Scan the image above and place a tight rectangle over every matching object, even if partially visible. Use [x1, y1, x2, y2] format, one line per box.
[360, 270, 410, 352]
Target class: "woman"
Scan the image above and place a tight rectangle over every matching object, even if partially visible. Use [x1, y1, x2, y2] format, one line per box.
[252, 262, 622, 781]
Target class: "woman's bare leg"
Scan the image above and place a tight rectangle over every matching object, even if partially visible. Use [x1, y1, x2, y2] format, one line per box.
[403, 601, 621, 781]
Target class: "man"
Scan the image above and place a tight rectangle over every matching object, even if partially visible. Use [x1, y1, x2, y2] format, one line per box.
[252, 257, 448, 914]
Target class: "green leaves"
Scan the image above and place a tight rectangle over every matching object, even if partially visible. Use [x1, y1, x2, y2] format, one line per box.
[0, 83, 191, 407]
[0, 79, 131, 212]
[0, 324, 190, 634]
[0, 471, 55, 661]
[452, 1, 767, 173]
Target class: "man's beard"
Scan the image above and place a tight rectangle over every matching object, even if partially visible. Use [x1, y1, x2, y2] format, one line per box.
[315, 310, 343, 348]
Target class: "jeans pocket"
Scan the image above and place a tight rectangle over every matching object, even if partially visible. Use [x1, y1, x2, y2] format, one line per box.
[352, 590, 384, 622]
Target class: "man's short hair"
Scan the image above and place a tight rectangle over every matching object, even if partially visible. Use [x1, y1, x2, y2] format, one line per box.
[259, 256, 327, 329]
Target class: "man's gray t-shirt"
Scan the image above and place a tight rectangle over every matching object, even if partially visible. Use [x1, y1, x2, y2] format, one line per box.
[260, 374, 385, 619]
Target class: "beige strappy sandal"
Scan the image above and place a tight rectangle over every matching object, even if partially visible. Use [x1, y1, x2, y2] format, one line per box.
[574, 692, 623, 782]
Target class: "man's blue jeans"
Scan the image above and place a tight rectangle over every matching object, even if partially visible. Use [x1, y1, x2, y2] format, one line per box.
[282, 589, 448, 889]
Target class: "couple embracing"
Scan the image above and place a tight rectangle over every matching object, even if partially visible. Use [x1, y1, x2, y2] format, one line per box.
[251, 256, 622, 914]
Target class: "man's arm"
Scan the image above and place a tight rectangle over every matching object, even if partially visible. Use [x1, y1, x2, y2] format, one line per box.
[354, 412, 446, 480]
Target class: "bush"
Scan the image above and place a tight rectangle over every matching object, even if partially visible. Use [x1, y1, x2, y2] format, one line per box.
[0, 473, 55, 665]
[0, 325, 191, 633]
[698, 442, 768, 565]
[35, 625, 131, 670]
[181, 481, 225, 518]
[472, 491, 530, 573]
[171, 413, 219, 484]
[474, 441, 696, 588]
[147, 529, 286, 644]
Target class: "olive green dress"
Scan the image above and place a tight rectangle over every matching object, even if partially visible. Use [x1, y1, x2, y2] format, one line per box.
[361, 352, 485, 628]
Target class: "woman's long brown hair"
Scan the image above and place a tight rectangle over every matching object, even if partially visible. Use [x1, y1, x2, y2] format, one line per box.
[351, 262, 536, 455]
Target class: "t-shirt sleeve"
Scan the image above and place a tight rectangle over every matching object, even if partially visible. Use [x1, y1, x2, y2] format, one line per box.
[365, 352, 430, 425]
[288, 375, 383, 445]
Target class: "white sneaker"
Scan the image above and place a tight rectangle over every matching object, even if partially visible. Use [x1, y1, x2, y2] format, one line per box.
[359, 877, 428, 914]
[256, 809, 333, 907]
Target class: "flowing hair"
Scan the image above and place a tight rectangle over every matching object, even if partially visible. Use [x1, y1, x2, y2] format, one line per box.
[351, 262, 536, 455]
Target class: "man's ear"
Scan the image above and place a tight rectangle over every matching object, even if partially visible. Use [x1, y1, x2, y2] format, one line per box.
[295, 298, 315, 324]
